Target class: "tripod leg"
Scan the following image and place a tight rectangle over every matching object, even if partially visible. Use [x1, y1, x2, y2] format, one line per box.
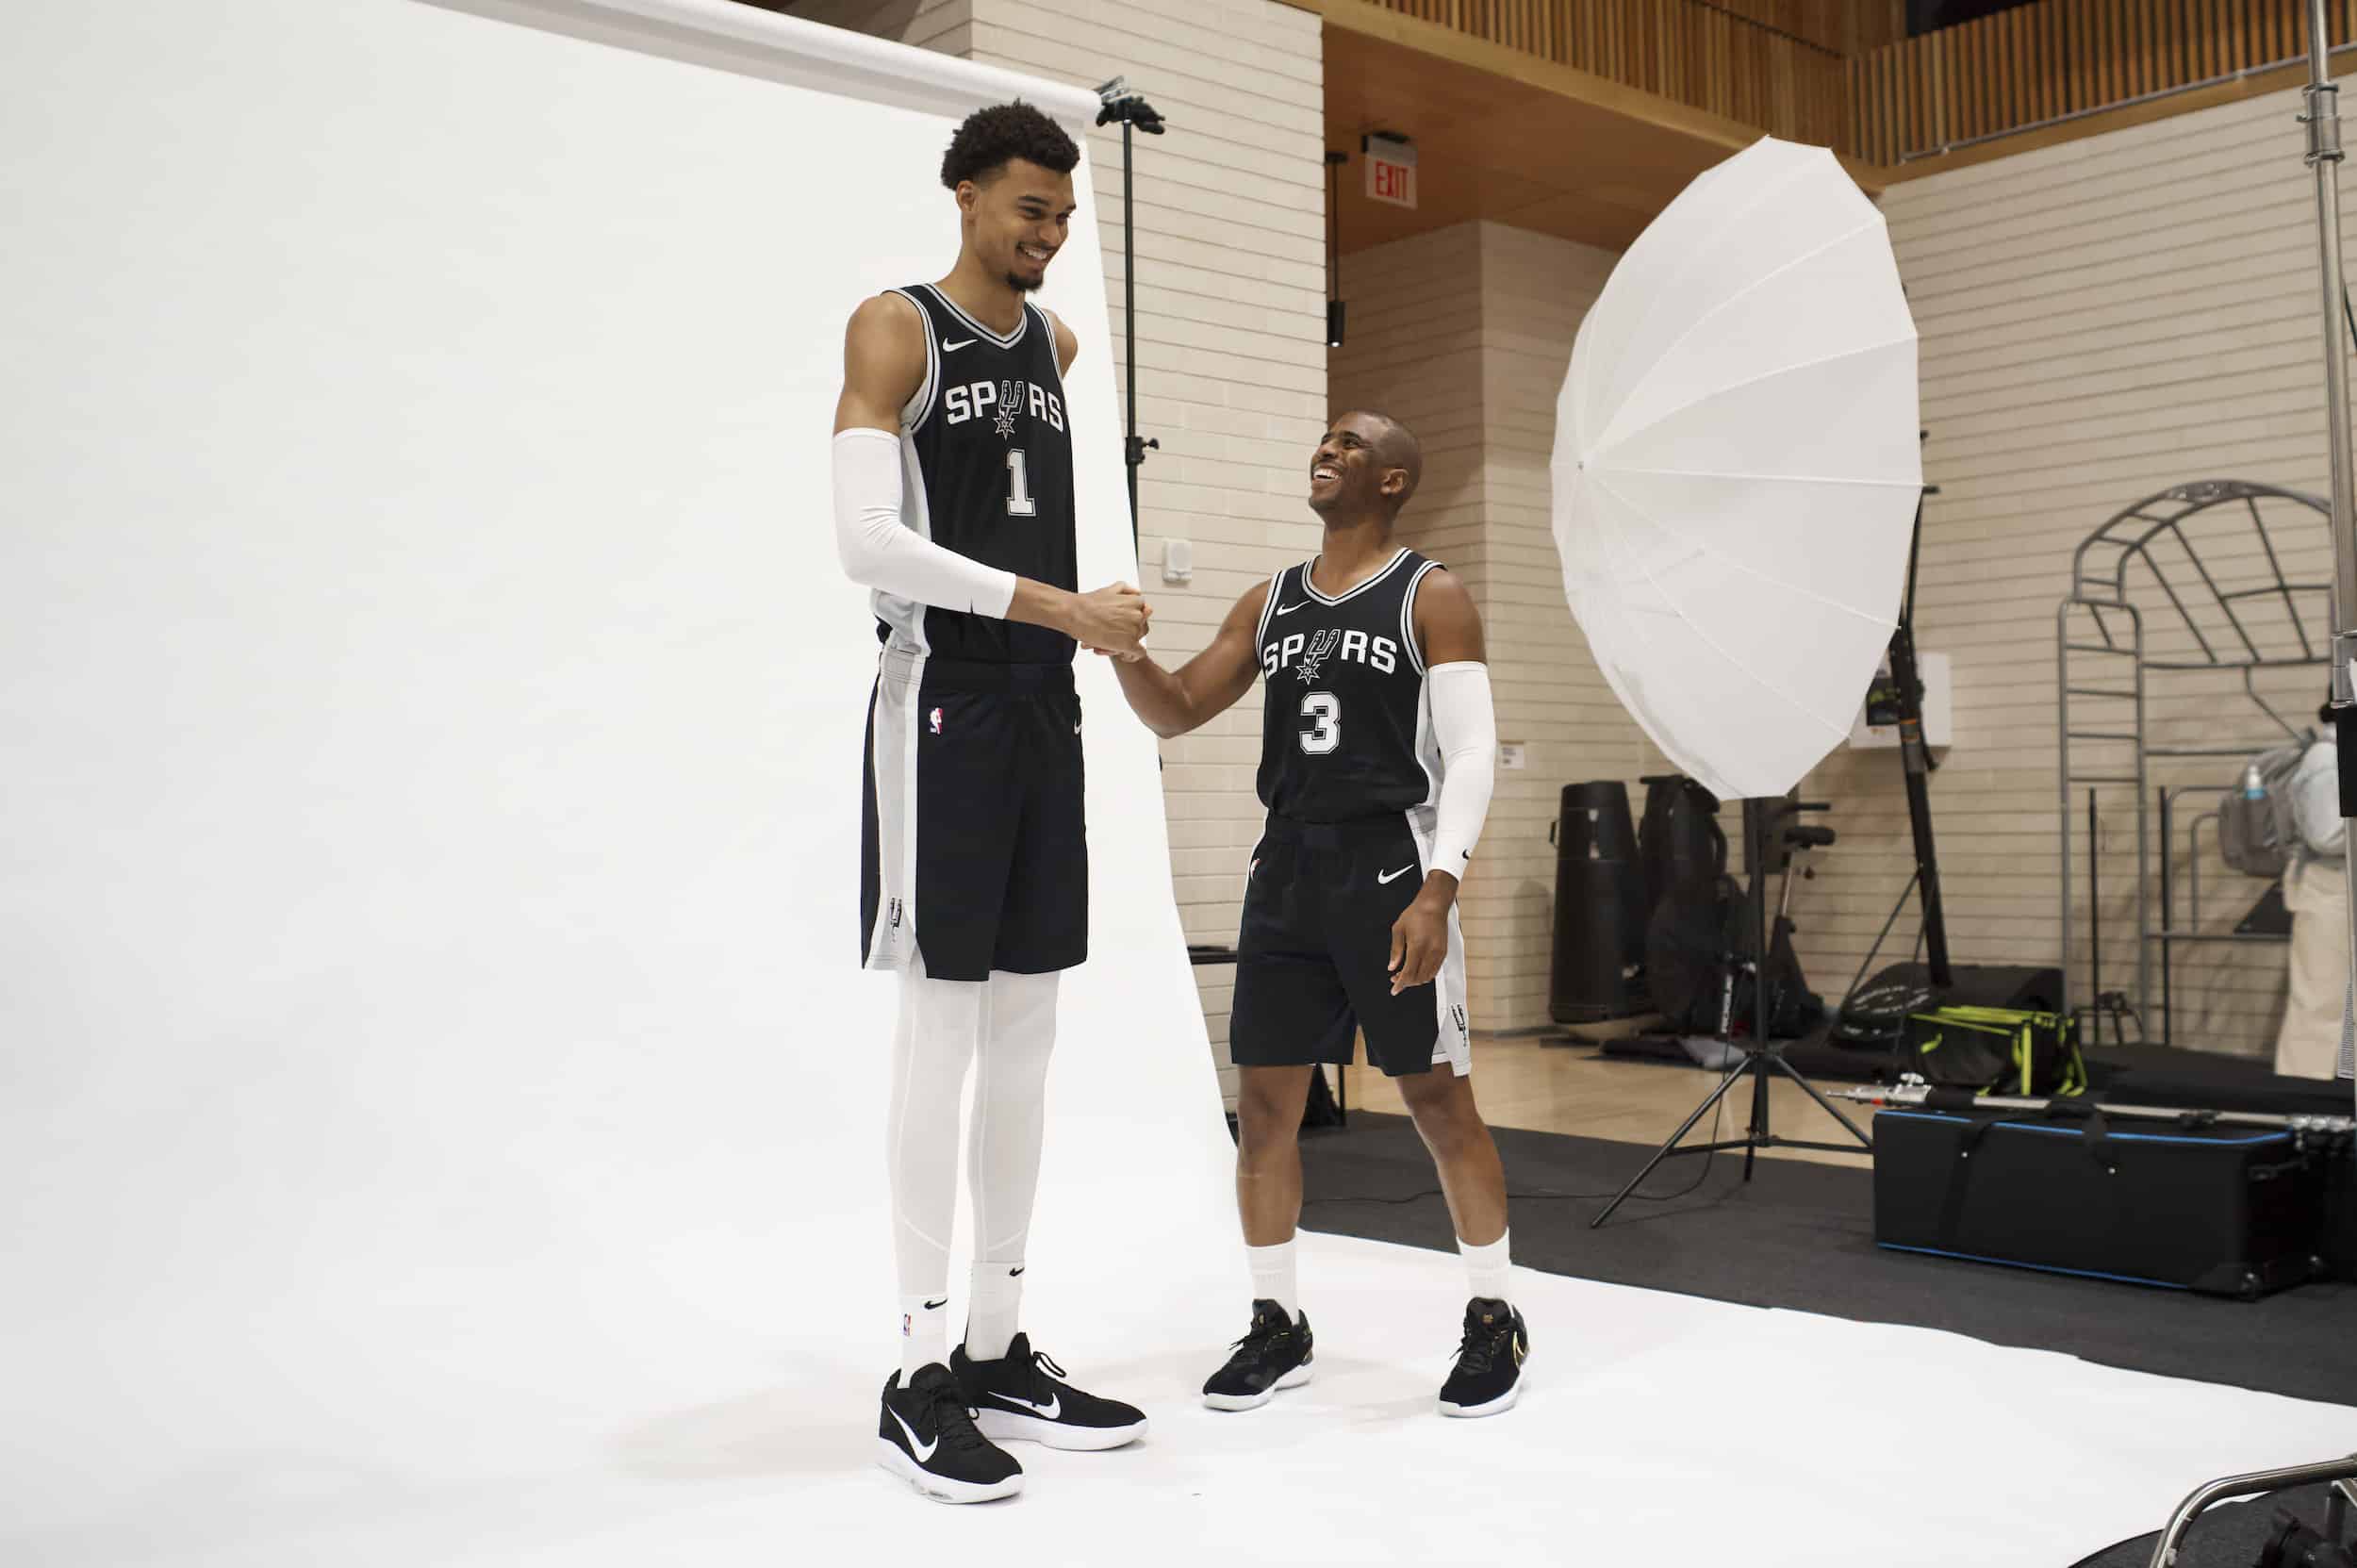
[1741, 1058, 1767, 1180]
[1590, 1060, 1753, 1230]
[1760, 1051, 1875, 1148]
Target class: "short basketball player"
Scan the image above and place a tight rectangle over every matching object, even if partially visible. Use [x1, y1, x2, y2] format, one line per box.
[1099, 411, 1525, 1418]
[832, 102, 1150, 1504]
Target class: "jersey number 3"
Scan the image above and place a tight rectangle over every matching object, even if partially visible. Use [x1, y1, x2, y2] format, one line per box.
[1299, 692, 1341, 754]
[1005, 449, 1036, 518]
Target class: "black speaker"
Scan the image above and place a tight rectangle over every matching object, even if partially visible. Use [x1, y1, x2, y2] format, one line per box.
[1834, 962, 2063, 1048]
[1549, 781, 1648, 1023]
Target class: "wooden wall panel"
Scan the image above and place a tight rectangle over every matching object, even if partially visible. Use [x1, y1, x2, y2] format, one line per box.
[1852, 0, 2357, 165]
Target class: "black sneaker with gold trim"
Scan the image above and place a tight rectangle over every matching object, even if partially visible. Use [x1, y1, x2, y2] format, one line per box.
[1201, 1298, 1313, 1411]
[1437, 1296, 1525, 1417]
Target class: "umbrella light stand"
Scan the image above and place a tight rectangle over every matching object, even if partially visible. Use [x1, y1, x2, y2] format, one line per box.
[1591, 798, 1872, 1230]
[1838, 480, 2069, 1044]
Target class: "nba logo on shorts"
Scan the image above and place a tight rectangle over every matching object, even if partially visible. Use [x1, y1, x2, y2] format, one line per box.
[900, 1312, 912, 1337]
[929, 706, 943, 734]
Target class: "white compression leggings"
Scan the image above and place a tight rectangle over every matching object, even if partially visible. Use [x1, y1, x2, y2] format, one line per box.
[886, 950, 1060, 1374]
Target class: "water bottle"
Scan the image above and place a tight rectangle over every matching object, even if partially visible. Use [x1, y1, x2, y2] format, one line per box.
[2242, 760, 2267, 801]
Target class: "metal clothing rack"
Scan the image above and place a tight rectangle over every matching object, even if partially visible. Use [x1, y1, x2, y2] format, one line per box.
[2054, 480, 2331, 1048]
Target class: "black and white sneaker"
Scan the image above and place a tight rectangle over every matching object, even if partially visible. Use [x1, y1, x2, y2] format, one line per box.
[1201, 1298, 1314, 1411]
[1438, 1296, 1526, 1418]
[877, 1364, 1023, 1504]
[952, 1333, 1147, 1451]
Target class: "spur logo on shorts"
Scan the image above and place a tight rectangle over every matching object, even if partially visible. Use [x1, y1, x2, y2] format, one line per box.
[1451, 1003, 1470, 1039]
[929, 706, 944, 734]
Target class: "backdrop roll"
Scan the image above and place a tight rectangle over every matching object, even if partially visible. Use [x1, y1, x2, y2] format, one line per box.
[0, 4, 1234, 1559]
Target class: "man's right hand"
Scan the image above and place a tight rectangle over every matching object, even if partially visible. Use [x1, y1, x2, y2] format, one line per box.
[1066, 582, 1150, 655]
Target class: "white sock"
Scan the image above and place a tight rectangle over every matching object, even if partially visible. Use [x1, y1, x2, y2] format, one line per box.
[886, 952, 981, 1381]
[965, 1261, 1026, 1362]
[1459, 1230, 1511, 1306]
[1246, 1238, 1298, 1318]
[900, 1293, 951, 1379]
[962, 968, 1057, 1365]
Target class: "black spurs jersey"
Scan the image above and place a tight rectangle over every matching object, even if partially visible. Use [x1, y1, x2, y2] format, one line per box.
[1254, 548, 1446, 822]
[876, 282, 1078, 665]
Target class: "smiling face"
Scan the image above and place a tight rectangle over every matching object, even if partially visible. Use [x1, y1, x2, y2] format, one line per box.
[1310, 411, 1420, 518]
[958, 158, 1076, 294]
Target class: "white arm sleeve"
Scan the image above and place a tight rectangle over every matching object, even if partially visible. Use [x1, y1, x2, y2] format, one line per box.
[832, 427, 1017, 619]
[1426, 661, 1497, 878]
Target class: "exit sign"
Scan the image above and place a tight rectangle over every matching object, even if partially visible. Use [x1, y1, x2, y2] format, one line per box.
[1364, 132, 1416, 209]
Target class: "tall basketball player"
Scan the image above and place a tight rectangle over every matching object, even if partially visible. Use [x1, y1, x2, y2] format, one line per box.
[1100, 411, 1526, 1418]
[832, 103, 1150, 1504]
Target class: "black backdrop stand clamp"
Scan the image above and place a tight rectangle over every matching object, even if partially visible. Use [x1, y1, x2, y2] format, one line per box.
[1095, 78, 1164, 542]
[1591, 797, 1872, 1230]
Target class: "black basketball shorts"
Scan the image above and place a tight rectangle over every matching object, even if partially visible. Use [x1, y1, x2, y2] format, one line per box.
[1229, 814, 1472, 1079]
[861, 648, 1087, 982]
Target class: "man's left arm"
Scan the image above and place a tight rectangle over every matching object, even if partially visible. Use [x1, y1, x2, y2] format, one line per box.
[1390, 569, 1496, 994]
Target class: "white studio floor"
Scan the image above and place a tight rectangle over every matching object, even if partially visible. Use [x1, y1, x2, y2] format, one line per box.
[15, 1228, 2351, 1568]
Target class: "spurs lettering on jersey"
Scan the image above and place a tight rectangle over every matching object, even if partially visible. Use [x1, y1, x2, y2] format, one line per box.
[944, 376, 1066, 434]
[1263, 626, 1400, 679]
[1253, 549, 1442, 823]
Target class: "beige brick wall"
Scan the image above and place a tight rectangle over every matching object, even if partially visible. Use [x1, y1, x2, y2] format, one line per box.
[1331, 220, 1639, 1032]
[1813, 84, 2353, 1060]
[773, 0, 1327, 1094]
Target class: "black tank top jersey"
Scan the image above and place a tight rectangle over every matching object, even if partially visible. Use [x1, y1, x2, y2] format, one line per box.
[876, 282, 1078, 665]
[1254, 548, 1446, 822]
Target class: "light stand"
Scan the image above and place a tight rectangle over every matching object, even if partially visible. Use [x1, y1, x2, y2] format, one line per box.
[1094, 77, 1163, 549]
[1591, 797, 1872, 1229]
[2141, 5, 2357, 1557]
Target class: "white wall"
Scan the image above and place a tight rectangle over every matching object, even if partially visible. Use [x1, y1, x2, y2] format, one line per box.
[0, 2, 1232, 1557]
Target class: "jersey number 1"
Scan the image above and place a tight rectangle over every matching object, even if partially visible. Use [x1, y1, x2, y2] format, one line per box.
[1006, 449, 1036, 517]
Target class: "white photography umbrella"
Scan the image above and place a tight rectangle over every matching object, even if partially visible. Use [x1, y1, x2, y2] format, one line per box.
[1554, 137, 1920, 802]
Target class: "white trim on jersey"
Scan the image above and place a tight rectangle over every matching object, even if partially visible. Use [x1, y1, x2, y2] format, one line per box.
[865, 645, 930, 971]
[1399, 557, 1442, 676]
[1028, 302, 1065, 391]
[1253, 568, 1288, 648]
[1410, 672, 1443, 813]
[1404, 807, 1473, 1078]
[917, 281, 1028, 350]
[1299, 546, 1410, 606]
[886, 287, 942, 430]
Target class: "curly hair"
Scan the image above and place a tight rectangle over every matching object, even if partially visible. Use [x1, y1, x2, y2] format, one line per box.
[940, 101, 1079, 190]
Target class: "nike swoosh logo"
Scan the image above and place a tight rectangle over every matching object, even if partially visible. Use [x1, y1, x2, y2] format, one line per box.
[1376, 865, 1415, 884]
[944, 338, 977, 353]
[890, 1405, 938, 1462]
[996, 1390, 1060, 1419]
[922, 1298, 946, 1310]
[1271, 601, 1307, 616]
[1009, 1267, 1025, 1278]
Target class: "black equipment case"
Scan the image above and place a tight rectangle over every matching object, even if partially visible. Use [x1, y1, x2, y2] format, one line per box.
[1873, 1095, 2328, 1298]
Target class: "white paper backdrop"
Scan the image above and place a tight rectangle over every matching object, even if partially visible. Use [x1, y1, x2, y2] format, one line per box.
[0, 2, 1238, 1556]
